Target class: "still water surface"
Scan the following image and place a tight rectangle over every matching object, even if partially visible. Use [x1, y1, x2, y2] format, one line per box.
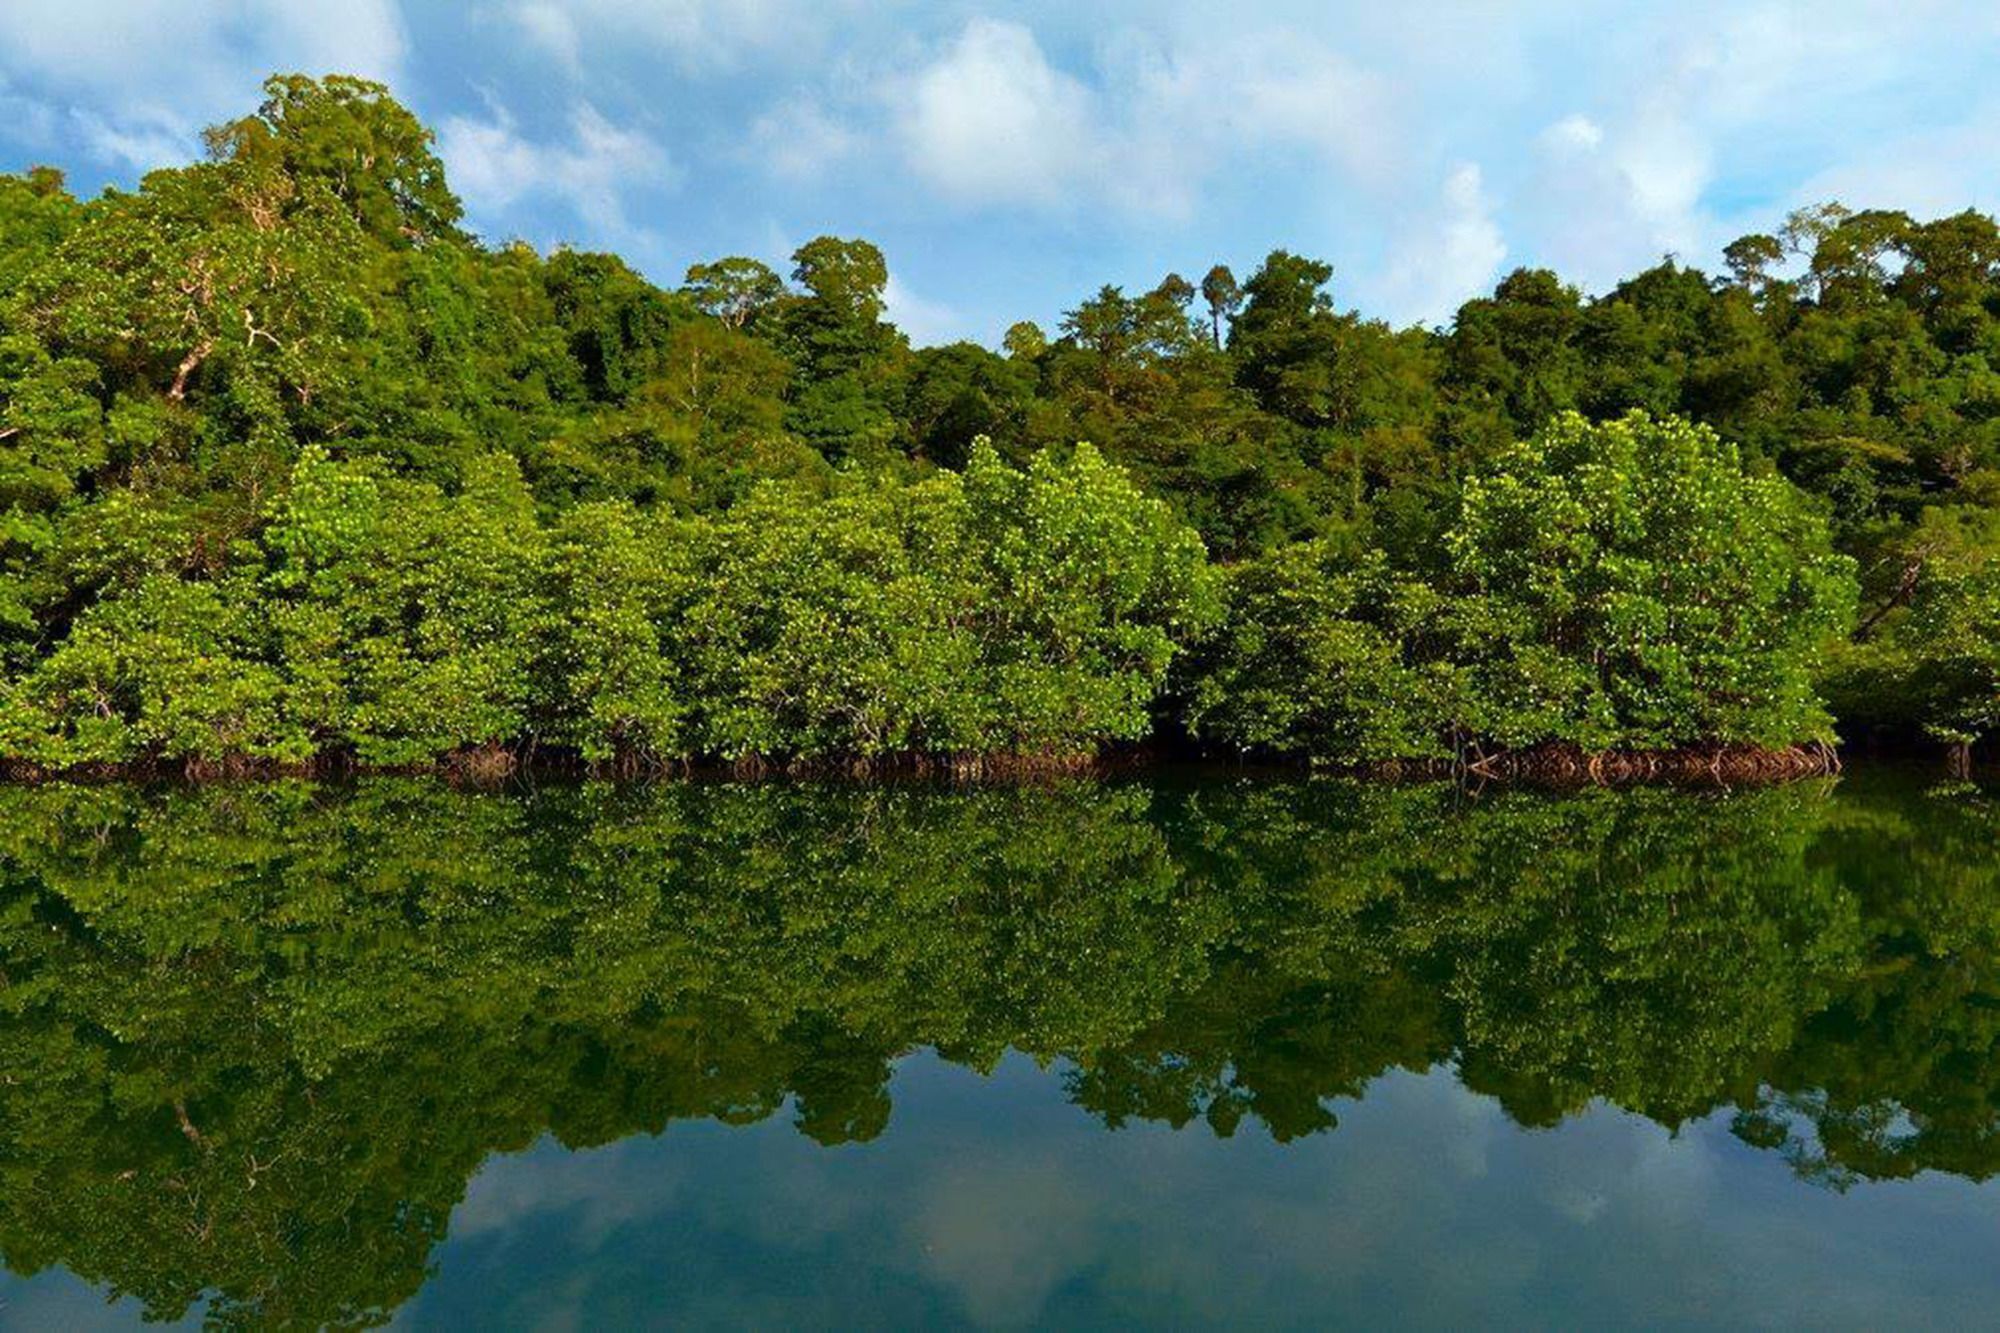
[1, 769, 1997, 1327]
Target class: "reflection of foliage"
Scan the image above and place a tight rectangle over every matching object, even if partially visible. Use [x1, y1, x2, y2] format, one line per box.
[1081, 780, 1862, 1133]
[0, 773, 1998, 1322]
[1730, 776, 2000, 1187]
[1067, 962, 1450, 1142]
[0, 779, 1209, 1326]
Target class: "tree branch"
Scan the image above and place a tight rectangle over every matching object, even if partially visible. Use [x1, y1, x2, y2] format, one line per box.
[168, 338, 215, 400]
[1853, 555, 1926, 641]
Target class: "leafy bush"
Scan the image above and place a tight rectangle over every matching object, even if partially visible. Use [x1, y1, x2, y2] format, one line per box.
[1187, 544, 1460, 760]
[262, 446, 552, 765]
[1445, 411, 1857, 751]
[1191, 412, 1858, 761]
[559, 440, 1221, 763]
[1, 571, 297, 766]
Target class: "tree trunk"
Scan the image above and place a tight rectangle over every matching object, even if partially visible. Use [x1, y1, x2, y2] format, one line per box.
[167, 339, 214, 401]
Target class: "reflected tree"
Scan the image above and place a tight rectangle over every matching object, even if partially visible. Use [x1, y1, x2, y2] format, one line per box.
[0, 773, 1997, 1321]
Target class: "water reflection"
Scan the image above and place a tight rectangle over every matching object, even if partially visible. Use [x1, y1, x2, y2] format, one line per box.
[0, 773, 1996, 1325]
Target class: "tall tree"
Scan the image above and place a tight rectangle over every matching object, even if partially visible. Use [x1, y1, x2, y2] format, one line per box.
[1200, 263, 1242, 349]
[204, 74, 463, 245]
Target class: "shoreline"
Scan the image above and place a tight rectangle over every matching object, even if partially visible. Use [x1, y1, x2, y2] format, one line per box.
[0, 739, 1870, 788]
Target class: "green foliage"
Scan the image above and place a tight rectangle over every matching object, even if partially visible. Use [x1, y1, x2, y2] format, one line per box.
[669, 478, 983, 758]
[0, 334, 104, 514]
[681, 255, 786, 329]
[14, 74, 2000, 764]
[14, 155, 364, 462]
[899, 340, 1035, 467]
[567, 441, 1221, 762]
[1446, 411, 1857, 750]
[0, 571, 294, 766]
[0, 166, 81, 301]
[1193, 412, 1858, 759]
[1188, 544, 1459, 760]
[1821, 504, 2000, 748]
[789, 236, 889, 325]
[262, 446, 552, 765]
[763, 237, 909, 463]
[205, 73, 464, 244]
[0, 771, 1995, 1319]
[542, 248, 687, 400]
[962, 441, 1224, 748]
[1883, 566, 2000, 744]
[543, 501, 697, 762]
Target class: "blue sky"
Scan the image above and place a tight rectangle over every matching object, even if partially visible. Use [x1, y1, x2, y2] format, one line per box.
[1, 1, 1996, 346]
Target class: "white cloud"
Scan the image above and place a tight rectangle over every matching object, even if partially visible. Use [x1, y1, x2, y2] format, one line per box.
[1785, 109, 2000, 221]
[882, 273, 967, 347]
[439, 99, 674, 246]
[1545, 114, 1604, 153]
[888, 19, 1399, 221]
[1504, 3, 1986, 292]
[486, 0, 859, 74]
[1370, 162, 1507, 325]
[67, 107, 190, 172]
[0, 0, 405, 96]
[1522, 114, 1643, 287]
[507, 2, 585, 79]
[256, 4, 407, 82]
[1522, 104, 1706, 292]
[1177, 31, 1397, 188]
[0, 0, 407, 170]
[749, 97, 860, 183]
[1615, 107, 1711, 260]
[1438, 165, 1508, 302]
[895, 19, 1099, 210]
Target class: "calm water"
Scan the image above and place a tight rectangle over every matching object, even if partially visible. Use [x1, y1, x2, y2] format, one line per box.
[1, 769, 1997, 1328]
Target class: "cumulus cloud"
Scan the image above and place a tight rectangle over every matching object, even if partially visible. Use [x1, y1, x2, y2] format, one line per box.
[438, 98, 674, 247]
[1502, 3, 1984, 292]
[882, 274, 967, 347]
[1520, 112, 1664, 291]
[749, 97, 860, 183]
[1370, 163, 1508, 325]
[0, 0, 406, 168]
[1611, 99, 1713, 261]
[0, 0, 405, 95]
[1179, 31, 1396, 188]
[1520, 48, 1735, 293]
[887, 18, 1398, 220]
[894, 19, 1100, 210]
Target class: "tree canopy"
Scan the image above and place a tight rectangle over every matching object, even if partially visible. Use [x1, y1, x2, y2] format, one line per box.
[10, 75, 2000, 768]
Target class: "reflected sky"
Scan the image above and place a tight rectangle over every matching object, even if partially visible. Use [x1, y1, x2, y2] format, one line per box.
[381, 1054, 2000, 1330]
[3, 771, 2000, 1328]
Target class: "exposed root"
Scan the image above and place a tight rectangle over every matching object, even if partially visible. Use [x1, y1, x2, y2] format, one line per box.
[0, 737, 1874, 789]
[1397, 741, 1842, 787]
[443, 743, 518, 787]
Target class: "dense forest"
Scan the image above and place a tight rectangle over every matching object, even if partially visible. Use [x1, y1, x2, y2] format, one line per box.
[4, 74, 2000, 773]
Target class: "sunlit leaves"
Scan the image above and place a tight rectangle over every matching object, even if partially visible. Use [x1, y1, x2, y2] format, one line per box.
[1447, 411, 1858, 750]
